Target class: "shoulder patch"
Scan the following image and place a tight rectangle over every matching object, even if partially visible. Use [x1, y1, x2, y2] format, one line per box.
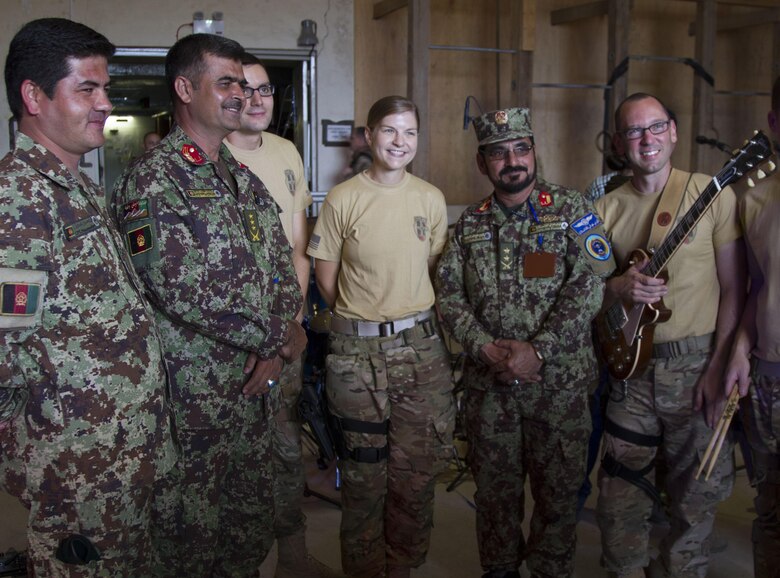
[570, 212, 601, 235]
[1, 282, 40, 315]
[583, 233, 611, 261]
[0, 268, 46, 329]
[122, 198, 150, 222]
[284, 169, 296, 194]
[127, 224, 154, 256]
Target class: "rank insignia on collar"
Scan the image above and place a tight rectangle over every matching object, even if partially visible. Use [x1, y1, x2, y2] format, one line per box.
[238, 162, 249, 170]
[475, 198, 492, 213]
[538, 191, 552, 207]
[181, 144, 206, 165]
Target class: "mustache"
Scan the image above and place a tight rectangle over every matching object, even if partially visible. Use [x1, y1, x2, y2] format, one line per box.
[499, 166, 527, 177]
[223, 98, 244, 111]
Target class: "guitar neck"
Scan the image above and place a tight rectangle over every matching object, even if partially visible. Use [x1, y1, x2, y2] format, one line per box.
[644, 175, 726, 279]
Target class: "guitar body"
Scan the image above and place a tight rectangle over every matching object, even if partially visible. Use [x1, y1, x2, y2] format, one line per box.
[596, 249, 672, 380]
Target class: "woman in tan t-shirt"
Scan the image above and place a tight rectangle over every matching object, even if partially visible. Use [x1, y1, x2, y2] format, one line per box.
[307, 96, 455, 578]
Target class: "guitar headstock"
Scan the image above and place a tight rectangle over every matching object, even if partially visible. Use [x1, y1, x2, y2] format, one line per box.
[719, 130, 776, 193]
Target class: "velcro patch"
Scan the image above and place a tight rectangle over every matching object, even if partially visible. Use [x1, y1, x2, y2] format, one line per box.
[64, 216, 100, 240]
[461, 232, 492, 244]
[127, 224, 154, 256]
[570, 212, 601, 235]
[584, 233, 611, 261]
[186, 189, 222, 199]
[308, 234, 321, 252]
[122, 198, 150, 221]
[1, 282, 40, 315]
[243, 209, 262, 242]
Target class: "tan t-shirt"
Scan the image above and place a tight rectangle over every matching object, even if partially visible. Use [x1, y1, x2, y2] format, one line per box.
[739, 169, 780, 362]
[307, 171, 448, 321]
[225, 132, 312, 247]
[595, 169, 741, 343]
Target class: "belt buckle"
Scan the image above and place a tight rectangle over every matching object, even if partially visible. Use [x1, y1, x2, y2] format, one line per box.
[379, 321, 394, 337]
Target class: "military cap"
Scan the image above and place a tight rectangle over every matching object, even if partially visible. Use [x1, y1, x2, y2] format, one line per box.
[473, 107, 533, 146]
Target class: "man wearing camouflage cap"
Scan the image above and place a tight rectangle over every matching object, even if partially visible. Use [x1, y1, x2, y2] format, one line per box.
[0, 18, 176, 575]
[111, 34, 306, 577]
[435, 107, 614, 578]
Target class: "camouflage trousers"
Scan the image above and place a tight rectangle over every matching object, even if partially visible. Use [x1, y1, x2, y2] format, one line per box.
[326, 323, 455, 577]
[464, 383, 590, 578]
[272, 357, 307, 538]
[740, 366, 780, 578]
[151, 395, 276, 578]
[597, 351, 735, 578]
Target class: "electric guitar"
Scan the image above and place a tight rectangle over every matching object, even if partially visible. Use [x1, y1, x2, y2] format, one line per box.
[597, 130, 775, 380]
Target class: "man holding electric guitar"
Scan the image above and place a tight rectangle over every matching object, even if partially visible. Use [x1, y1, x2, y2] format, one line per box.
[594, 92, 751, 578]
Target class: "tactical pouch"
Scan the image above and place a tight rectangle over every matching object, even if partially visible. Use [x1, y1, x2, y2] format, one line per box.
[329, 415, 390, 463]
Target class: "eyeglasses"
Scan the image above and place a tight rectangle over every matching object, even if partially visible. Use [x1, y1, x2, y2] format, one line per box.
[480, 143, 534, 162]
[621, 120, 670, 141]
[243, 84, 275, 99]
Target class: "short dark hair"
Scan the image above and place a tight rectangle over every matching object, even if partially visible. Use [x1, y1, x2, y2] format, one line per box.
[240, 52, 263, 68]
[5, 18, 115, 120]
[165, 34, 245, 99]
[772, 76, 780, 113]
[614, 92, 675, 131]
[366, 96, 420, 131]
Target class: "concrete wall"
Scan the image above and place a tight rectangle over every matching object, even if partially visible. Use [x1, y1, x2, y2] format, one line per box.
[0, 0, 354, 191]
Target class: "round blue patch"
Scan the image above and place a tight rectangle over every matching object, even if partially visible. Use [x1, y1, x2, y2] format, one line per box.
[585, 233, 611, 261]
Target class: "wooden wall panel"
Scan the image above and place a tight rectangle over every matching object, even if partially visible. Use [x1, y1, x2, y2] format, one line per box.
[354, 0, 775, 205]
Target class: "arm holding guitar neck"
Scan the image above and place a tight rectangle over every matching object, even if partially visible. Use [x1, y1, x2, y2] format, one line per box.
[693, 238, 747, 428]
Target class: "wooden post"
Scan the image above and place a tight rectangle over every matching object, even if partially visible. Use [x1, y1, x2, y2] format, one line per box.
[606, 0, 630, 136]
[509, 0, 534, 108]
[691, 0, 716, 172]
[407, 0, 430, 180]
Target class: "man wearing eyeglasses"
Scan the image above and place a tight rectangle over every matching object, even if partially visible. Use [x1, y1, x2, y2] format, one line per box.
[435, 108, 615, 578]
[594, 93, 745, 578]
[224, 55, 341, 578]
[110, 34, 306, 577]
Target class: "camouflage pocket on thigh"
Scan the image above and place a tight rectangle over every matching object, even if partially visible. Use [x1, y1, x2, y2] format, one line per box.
[431, 393, 456, 473]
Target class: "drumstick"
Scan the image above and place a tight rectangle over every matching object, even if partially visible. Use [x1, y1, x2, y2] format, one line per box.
[695, 387, 740, 480]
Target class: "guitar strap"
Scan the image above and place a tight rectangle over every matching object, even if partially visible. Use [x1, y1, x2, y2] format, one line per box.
[646, 168, 693, 251]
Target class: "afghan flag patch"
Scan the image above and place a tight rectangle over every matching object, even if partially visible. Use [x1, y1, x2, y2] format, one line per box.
[1, 282, 40, 315]
[127, 224, 154, 256]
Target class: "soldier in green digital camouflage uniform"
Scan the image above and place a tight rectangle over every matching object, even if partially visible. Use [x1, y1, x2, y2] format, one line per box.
[0, 18, 176, 576]
[435, 107, 615, 578]
[111, 34, 306, 578]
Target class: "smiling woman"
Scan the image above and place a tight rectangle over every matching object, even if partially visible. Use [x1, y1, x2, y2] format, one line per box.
[307, 96, 456, 578]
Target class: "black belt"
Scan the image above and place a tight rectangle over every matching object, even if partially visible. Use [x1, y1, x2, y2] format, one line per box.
[652, 333, 713, 359]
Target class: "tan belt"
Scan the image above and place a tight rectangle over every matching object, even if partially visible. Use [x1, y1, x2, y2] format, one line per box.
[652, 333, 713, 359]
[330, 309, 434, 337]
[754, 358, 780, 378]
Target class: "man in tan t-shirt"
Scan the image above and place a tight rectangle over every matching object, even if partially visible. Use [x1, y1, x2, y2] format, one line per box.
[725, 76, 780, 578]
[224, 53, 339, 578]
[594, 93, 745, 578]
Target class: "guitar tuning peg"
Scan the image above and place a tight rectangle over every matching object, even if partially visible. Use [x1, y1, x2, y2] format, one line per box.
[769, 160, 777, 171]
[753, 129, 759, 135]
[757, 169, 767, 179]
[743, 139, 750, 146]
[732, 149, 741, 156]
[747, 177, 756, 187]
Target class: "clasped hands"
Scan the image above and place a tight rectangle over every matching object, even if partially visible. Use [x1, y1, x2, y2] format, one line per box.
[479, 339, 542, 386]
[241, 320, 308, 397]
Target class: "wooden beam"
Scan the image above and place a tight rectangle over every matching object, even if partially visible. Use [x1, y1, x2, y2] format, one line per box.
[688, 7, 780, 35]
[374, 0, 407, 20]
[606, 0, 630, 136]
[407, 0, 430, 180]
[509, 0, 534, 108]
[691, 0, 716, 171]
[551, 1, 607, 26]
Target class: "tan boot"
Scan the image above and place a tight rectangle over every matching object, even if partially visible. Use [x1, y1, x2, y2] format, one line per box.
[275, 531, 345, 578]
[386, 566, 411, 578]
